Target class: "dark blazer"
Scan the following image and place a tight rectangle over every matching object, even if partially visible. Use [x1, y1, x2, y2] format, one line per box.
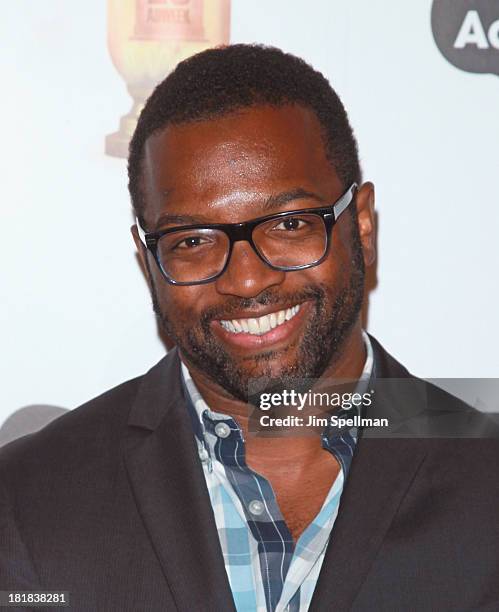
[1, 336, 498, 611]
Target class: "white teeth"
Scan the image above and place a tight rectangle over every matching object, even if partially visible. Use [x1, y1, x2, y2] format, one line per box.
[259, 315, 271, 333]
[248, 318, 259, 334]
[220, 304, 301, 336]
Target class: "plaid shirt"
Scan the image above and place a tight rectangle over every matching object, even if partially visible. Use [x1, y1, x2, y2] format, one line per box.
[181, 332, 374, 612]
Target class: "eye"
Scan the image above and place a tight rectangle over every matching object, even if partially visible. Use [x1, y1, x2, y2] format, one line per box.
[273, 217, 308, 231]
[173, 235, 211, 250]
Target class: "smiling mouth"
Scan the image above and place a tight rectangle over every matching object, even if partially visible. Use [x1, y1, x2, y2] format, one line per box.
[219, 304, 302, 336]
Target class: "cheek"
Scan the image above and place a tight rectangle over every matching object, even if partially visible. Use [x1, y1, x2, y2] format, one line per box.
[154, 279, 212, 324]
[332, 212, 354, 250]
[302, 232, 352, 290]
[327, 219, 357, 273]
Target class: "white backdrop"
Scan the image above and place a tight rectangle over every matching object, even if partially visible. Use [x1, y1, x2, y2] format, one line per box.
[1, 0, 498, 429]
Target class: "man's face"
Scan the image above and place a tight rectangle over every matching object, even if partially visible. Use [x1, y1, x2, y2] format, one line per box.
[135, 104, 373, 401]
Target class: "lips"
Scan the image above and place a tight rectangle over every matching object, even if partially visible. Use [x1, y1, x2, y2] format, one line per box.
[211, 301, 309, 350]
[219, 304, 301, 336]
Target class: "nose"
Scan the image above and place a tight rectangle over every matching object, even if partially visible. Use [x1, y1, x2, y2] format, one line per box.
[215, 240, 286, 298]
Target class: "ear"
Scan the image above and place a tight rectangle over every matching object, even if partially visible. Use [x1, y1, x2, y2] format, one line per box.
[354, 182, 376, 267]
[131, 224, 153, 287]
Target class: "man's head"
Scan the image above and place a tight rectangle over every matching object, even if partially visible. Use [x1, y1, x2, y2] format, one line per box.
[129, 44, 375, 401]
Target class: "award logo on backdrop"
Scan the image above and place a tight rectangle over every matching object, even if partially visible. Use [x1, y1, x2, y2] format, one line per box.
[431, 0, 499, 77]
[106, 0, 231, 158]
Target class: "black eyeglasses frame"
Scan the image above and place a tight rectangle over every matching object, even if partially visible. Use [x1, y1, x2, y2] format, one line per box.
[136, 183, 358, 286]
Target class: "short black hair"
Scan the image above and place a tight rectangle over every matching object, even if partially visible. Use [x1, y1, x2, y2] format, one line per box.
[128, 44, 361, 224]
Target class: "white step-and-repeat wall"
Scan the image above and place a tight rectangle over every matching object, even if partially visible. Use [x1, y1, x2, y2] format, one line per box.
[1, 0, 498, 440]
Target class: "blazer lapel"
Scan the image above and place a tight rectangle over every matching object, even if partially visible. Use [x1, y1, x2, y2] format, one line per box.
[309, 437, 427, 610]
[310, 335, 428, 611]
[123, 349, 235, 612]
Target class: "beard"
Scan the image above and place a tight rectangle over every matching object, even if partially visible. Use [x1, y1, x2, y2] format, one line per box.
[148, 225, 365, 402]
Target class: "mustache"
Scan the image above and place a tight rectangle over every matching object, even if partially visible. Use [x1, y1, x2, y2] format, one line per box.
[199, 285, 326, 328]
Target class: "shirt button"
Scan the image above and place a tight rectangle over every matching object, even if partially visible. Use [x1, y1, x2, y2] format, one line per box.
[214, 422, 231, 438]
[198, 447, 209, 462]
[248, 500, 265, 516]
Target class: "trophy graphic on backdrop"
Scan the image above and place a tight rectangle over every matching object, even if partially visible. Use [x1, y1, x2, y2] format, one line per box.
[106, 0, 231, 158]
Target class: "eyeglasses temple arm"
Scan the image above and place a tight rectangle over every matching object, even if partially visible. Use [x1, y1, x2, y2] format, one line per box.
[135, 217, 147, 245]
[333, 183, 358, 220]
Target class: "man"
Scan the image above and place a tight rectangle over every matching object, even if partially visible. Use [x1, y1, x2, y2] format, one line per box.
[1, 45, 498, 612]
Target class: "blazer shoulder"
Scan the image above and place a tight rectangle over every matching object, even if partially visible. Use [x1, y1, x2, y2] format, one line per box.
[0, 349, 182, 488]
[0, 368, 144, 488]
[367, 334, 499, 438]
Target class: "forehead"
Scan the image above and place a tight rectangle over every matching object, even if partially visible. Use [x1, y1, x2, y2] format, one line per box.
[142, 104, 340, 223]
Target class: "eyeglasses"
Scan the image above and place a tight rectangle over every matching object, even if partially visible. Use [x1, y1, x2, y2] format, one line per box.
[136, 183, 357, 285]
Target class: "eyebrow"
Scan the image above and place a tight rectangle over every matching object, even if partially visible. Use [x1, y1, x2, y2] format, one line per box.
[262, 188, 326, 210]
[154, 187, 327, 230]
